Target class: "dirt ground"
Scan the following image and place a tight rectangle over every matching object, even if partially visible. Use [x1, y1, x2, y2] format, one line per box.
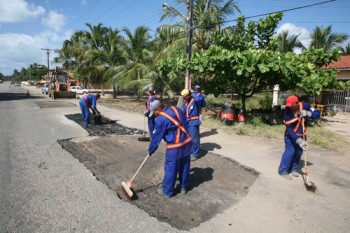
[59, 113, 258, 231]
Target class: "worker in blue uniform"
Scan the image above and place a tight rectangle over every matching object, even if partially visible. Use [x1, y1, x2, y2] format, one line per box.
[147, 100, 192, 197]
[79, 93, 101, 127]
[181, 89, 201, 161]
[278, 95, 320, 180]
[191, 85, 206, 120]
[144, 86, 158, 138]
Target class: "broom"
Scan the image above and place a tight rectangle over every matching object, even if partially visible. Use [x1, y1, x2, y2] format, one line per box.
[138, 114, 150, 142]
[121, 154, 150, 199]
[302, 118, 317, 191]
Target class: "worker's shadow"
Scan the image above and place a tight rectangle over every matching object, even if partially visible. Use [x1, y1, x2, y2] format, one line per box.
[187, 167, 214, 191]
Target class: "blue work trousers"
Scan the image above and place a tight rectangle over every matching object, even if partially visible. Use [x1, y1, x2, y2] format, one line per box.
[278, 136, 303, 175]
[188, 125, 200, 157]
[148, 117, 156, 138]
[79, 101, 90, 126]
[162, 154, 191, 197]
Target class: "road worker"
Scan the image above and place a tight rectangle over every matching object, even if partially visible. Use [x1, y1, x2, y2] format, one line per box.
[191, 85, 206, 120]
[278, 95, 320, 180]
[144, 86, 158, 138]
[181, 89, 201, 161]
[147, 100, 192, 197]
[79, 93, 101, 127]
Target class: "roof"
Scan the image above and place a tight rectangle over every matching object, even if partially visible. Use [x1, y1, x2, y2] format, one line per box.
[324, 55, 350, 69]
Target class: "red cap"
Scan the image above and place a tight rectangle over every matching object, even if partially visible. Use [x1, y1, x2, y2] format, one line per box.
[285, 95, 299, 107]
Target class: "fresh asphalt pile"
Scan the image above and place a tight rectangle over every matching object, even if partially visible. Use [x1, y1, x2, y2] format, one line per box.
[59, 113, 259, 230]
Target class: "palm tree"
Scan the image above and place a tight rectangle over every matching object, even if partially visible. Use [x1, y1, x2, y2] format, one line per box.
[309, 26, 348, 52]
[159, 0, 240, 54]
[91, 27, 126, 98]
[60, 30, 88, 80]
[83, 23, 110, 92]
[275, 30, 305, 53]
[340, 42, 350, 55]
[116, 26, 154, 101]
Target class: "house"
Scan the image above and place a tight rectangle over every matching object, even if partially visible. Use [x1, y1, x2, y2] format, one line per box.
[324, 55, 350, 81]
[321, 55, 350, 112]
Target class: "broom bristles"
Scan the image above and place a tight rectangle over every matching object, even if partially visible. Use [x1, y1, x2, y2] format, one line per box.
[305, 180, 317, 192]
[121, 181, 134, 199]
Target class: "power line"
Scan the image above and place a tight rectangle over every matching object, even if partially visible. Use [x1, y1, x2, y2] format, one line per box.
[216, 0, 337, 28]
[68, 0, 102, 29]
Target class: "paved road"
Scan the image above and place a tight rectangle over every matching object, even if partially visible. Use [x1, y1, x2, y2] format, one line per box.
[0, 83, 178, 233]
[1, 83, 350, 233]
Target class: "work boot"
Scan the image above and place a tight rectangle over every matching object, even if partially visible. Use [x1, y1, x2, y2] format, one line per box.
[280, 174, 292, 180]
[157, 188, 171, 198]
[291, 171, 299, 177]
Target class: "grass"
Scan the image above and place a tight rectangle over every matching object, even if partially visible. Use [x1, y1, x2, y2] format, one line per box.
[202, 117, 350, 152]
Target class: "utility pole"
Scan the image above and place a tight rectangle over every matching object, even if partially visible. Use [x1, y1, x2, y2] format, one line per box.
[163, 0, 194, 90]
[185, 0, 194, 90]
[41, 48, 56, 80]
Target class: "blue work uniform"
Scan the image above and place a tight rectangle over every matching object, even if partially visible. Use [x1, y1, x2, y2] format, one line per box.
[146, 94, 157, 137]
[182, 97, 201, 159]
[278, 102, 320, 175]
[79, 94, 98, 127]
[148, 106, 192, 197]
[191, 92, 206, 111]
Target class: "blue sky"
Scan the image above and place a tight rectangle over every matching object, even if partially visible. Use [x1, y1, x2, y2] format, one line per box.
[0, 0, 349, 76]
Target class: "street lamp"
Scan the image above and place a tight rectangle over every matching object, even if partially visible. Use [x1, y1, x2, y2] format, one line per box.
[163, 0, 194, 90]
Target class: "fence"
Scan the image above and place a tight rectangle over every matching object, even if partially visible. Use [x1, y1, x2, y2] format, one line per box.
[321, 89, 350, 113]
[275, 89, 350, 113]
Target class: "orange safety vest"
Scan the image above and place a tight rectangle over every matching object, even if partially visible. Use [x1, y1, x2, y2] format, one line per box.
[160, 106, 192, 149]
[284, 102, 306, 136]
[185, 98, 199, 121]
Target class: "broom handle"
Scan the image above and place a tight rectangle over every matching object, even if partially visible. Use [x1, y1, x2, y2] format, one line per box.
[302, 118, 309, 179]
[129, 154, 150, 183]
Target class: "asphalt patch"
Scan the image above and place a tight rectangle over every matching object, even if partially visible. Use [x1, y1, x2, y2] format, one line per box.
[35, 101, 77, 108]
[59, 114, 259, 230]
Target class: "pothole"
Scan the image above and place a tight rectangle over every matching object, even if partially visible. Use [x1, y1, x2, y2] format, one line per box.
[59, 114, 259, 230]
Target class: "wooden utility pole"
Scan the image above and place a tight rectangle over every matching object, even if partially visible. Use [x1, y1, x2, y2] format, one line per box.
[41, 48, 56, 79]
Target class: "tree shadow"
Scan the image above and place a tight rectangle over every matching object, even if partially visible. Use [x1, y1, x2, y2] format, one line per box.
[199, 142, 222, 156]
[0, 92, 43, 101]
[200, 128, 218, 138]
[299, 159, 314, 168]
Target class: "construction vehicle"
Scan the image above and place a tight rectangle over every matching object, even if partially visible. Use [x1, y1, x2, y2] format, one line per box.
[48, 68, 76, 99]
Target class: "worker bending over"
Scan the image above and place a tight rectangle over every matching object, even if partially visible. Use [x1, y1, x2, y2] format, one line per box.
[79, 93, 101, 127]
[147, 100, 192, 197]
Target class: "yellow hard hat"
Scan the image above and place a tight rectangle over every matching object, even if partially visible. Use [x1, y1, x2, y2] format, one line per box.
[181, 89, 190, 97]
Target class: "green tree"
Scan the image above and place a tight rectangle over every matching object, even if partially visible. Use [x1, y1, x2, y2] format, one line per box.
[275, 30, 305, 53]
[190, 14, 347, 110]
[116, 26, 154, 101]
[309, 26, 348, 52]
[159, 0, 240, 54]
[340, 42, 350, 55]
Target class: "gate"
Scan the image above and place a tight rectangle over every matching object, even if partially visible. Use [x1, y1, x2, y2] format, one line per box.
[321, 89, 350, 112]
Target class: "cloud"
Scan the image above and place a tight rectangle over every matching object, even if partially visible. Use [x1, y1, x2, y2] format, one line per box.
[0, 31, 71, 75]
[0, 0, 45, 23]
[42, 10, 66, 32]
[277, 23, 311, 49]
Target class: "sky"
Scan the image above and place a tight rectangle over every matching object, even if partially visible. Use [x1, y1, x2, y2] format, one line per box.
[0, 0, 349, 76]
